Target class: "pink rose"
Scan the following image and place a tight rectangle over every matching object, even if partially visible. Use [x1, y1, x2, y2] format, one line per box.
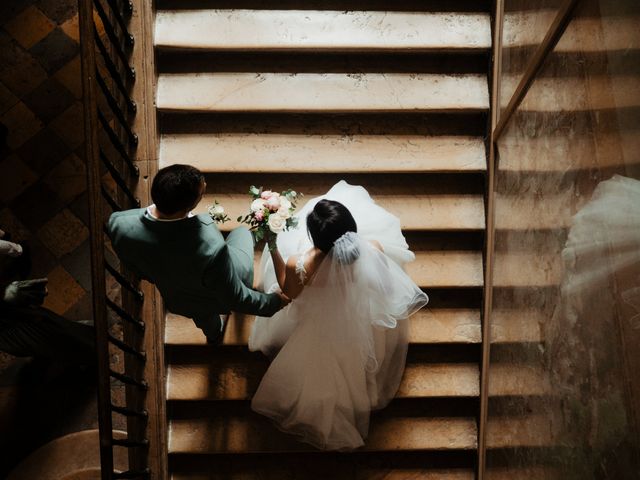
[266, 196, 281, 212]
[260, 190, 273, 199]
[254, 210, 264, 222]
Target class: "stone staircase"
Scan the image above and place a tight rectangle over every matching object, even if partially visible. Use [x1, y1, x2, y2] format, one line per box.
[150, 1, 537, 478]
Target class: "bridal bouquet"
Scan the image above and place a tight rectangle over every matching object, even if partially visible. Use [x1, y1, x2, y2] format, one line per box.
[238, 186, 301, 245]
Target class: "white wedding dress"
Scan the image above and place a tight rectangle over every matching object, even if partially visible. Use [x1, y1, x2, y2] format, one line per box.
[249, 181, 428, 450]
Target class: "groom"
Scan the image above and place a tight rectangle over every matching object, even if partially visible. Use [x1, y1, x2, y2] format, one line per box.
[107, 164, 288, 343]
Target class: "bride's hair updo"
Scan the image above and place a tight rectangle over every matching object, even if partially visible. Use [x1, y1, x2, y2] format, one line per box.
[307, 200, 357, 253]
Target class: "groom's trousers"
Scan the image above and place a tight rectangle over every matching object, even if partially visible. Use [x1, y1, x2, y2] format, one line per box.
[193, 226, 255, 340]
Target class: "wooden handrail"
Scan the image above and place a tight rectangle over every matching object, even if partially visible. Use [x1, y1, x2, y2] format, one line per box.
[492, 0, 581, 140]
[79, 0, 152, 478]
[477, 0, 504, 477]
[79, 0, 115, 478]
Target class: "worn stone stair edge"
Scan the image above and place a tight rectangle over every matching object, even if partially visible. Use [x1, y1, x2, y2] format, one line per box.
[168, 416, 479, 453]
[155, 10, 492, 51]
[159, 134, 488, 173]
[156, 73, 490, 113]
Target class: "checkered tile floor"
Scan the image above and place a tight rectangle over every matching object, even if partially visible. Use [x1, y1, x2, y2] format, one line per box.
[0, 0, 91, 322]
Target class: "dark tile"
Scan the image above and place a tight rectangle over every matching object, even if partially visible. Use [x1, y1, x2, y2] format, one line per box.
[0, 0, 37, 24]
[17, 127, 69, 175]
[37, 208, 89, 258]
[63, 291, 93, 322]
[22, 77, 74, 123]
[0, 154, 37, 203]
[36, 0, 77, 24]
[0, 31, 47, 97]
[68, 190, 89, 226]
[42, 264, 84, 314]
[44, 152, 86, 204]
[29, 28, 78, 74]
[25, 235, 57, 278]
[49, 101, 83, 149]
[0, 81, 18, 115]
[10, 182, 65, 231]
[0, 100, 42, 148]
[60, 239, 91, 291]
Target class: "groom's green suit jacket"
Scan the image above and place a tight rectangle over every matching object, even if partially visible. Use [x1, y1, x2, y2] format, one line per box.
[107, 209, 280, 322]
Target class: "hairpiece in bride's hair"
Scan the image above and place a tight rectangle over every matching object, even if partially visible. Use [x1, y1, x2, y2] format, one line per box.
[333, 231, 361, 264]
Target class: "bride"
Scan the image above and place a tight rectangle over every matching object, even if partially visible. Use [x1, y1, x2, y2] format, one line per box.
[248, 180, 428, 451]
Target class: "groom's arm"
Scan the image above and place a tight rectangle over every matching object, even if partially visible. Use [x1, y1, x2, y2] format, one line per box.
[106, 211, 151, 281]
[203, 245, 282, 317]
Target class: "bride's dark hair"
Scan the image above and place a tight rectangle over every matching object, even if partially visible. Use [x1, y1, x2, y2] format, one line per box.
[307, 200, 357, 253]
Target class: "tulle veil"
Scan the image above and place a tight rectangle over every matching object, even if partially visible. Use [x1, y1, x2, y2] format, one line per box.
[250, 231, 428, 450]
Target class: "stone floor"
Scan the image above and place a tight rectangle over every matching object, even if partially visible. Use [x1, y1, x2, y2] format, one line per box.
[0, 0, 90, 325]
[0, 0, 99, 476]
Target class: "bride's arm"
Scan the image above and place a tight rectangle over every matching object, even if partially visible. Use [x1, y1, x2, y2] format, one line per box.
[267, 239, 303, 299]
[268, 239, 287, 291]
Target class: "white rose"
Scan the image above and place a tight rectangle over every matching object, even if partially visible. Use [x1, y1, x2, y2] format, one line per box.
[268, 213, 287, 234]
[251, 198, 266, 212]
[277, 197, 292, 218]
[211, 204, 225, 216]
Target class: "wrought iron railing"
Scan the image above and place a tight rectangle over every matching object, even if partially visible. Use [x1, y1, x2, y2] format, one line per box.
[78, 0, 150, 478]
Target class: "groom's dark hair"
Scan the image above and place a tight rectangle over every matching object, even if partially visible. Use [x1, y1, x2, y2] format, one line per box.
[151, 164, 204, 215]
[307, 200, 357, 253]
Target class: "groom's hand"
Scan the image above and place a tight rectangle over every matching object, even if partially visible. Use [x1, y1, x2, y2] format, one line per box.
[276, 292, 291, 308]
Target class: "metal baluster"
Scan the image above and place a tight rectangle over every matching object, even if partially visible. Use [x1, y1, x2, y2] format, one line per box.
[93, 0, 134, 76]
[99, 149, 140, 207]
[112, 438, 149, 448]
[106, 298, 145, 330]
[94, 29, 136, 112]
[105, 262, 144, 301]
[104, 0, 134, 47]
[111, 404, 148, 418]
[97, 109, 139, 177]
[96, 71, 138, 147]
[108, 333, 146, 360]
[102, 186, 123, 212]
[109, 369, 148, 389]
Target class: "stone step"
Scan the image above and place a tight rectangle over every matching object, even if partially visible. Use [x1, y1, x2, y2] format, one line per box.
[156, 73, 489, 113]
[193, 172, 485, 232]
[168, 414, 478, 453]
[492, 252, 561, 288]
[165, 307, 542, 348]
[502, 74, 640, 112]
[486, 413, 559, 449]
[165, 309, 483, 347]
[171, 471, 476, 480]
[155, 10, 491, 52]
[166, 362, 481, 401]
[196, 192, 485, 232]
[483, 466, 561, 480]
[166, 359, 550, 402]
[409, 250, 483, 288]
[155, 0, 492, 13]
[498, 132, 640, 172]
[159, 134, 487, 173]
[490, 309, 544, 344]
[488, 364, 551, 397]
[159, 111, 488, 137]
[504, 12, 640, 52]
